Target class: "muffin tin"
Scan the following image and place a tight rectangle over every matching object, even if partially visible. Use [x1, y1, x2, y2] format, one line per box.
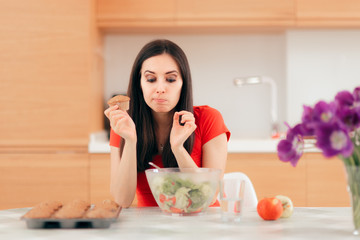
[21, 200, 121, 229]
[22, 210, 120, 229]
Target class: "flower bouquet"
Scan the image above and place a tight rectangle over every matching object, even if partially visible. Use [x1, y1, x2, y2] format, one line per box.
[277, 86, 360, 234]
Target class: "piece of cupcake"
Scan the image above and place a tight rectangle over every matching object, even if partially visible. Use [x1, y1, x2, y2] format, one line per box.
[100, 199, 119, 212]
[23, 206, 53, 219]
[53, 207, 86, 219]
[23, 201, 63, 219]
[37, 200, 63, 211]
[53, 199, 90, 219]
[85, 208, 117, 219]
[107, 95, 130, 111]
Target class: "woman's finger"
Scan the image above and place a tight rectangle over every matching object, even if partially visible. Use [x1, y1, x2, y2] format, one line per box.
[179, 114, 195, 123]
[104, 105, 119, 118]
[177, 112, 195, 125]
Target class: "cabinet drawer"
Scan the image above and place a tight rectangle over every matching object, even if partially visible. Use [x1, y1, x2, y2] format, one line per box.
[0, 153, 89, 210]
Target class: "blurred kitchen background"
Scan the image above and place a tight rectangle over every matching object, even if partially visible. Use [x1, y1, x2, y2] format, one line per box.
[1, 0, 360, 209]
[104, 31, 360, 139]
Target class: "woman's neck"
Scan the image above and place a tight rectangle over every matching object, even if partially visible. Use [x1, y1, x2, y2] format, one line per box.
[152, 111, 173, 129]
[152, 111, 173, 153]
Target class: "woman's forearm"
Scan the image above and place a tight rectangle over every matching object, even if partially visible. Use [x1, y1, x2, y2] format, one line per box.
[171, 145, 198, 169]
[110, 140, 137, 208]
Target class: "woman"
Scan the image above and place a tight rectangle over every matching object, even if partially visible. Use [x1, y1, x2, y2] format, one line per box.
[104, 39, 230, 208]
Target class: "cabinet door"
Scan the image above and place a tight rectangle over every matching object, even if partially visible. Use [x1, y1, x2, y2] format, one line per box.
[297, 0, 360, 26]
[90, 154, 112, 203]
[176, 0, 296, 27]
[306, 153, 350, 207]
[97, 0, 176, 29]
[0, 153, 89, 210]
[90, 153, 137, 206]
[227, 153, 307, 207]
[0, 0, 98, 147]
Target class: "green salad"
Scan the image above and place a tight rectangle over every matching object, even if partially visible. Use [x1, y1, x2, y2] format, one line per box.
[150, 175, 215, 213]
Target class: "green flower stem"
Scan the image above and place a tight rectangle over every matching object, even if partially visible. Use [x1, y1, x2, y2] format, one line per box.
[344, 163, 360, 231]
[341, 139, 360, 232]
[349, 167, 360, 230]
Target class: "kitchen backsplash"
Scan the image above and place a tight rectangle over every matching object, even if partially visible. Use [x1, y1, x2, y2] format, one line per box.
[104, 31, 360, 139]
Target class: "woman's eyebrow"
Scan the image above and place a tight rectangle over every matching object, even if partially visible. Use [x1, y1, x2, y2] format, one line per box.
[144, 70, 155, 74]
[165, 70, 178, 74]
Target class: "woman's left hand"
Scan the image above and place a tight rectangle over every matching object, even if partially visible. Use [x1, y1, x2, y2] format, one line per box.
[170, 111, 197, 150]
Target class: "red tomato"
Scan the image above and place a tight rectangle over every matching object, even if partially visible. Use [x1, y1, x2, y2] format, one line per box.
[168, 196, 176, 205]
[159, 194, 166, 203]
[257, 197, 283, 220]
[187, 198, 192, 208]
[170, 207, 183, 213]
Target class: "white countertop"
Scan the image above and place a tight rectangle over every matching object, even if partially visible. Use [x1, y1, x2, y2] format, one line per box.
[88, 131, 283, 154]
[1, 207, 357, 239]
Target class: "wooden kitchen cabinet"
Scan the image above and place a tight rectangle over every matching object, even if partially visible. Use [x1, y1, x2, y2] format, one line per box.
[97, 0, 360, 30]
[227, 152, 350, 207]
[90, 153, 112, 203]
[97, 0, 295, 31]
[0, 152, 89, 210]
[305, 153, 349, 207]
[176, 0, 296, 27]
[227, 153, 307, 207]
[296, 0, 360, 27]
[0, 0, 103, 148]
[90, 153, 137, 206]
[97, 0, 177, 30]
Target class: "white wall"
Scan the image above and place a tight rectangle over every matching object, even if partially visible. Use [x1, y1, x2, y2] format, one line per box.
[104, 34, 287, 139]
[286, 30, 360, 125]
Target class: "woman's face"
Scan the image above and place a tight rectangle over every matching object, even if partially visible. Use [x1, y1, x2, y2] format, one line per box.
[140, 54, 183, 113]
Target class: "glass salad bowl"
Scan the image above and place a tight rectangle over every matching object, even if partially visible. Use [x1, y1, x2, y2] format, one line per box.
[145, 168, 221, 215]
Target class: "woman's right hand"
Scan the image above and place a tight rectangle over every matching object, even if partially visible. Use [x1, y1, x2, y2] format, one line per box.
[104, 105, 137, 142]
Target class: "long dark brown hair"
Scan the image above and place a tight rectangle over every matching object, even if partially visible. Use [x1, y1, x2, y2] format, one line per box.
[121, 39, 194, 171]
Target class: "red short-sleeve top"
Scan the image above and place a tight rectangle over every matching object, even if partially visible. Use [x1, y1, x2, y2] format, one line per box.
[110, 105, 231, 207]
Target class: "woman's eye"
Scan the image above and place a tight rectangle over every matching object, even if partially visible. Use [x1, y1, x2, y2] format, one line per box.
[167, 78, 176, 83]
[146, 78, 156, 83]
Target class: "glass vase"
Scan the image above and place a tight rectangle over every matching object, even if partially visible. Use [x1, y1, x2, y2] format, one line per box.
[344, 165, 360, 235]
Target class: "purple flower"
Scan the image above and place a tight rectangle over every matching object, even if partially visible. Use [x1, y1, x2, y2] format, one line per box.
[335, 90, 354, 107]
[334, 88, 360, 130]
[301, 105, 315, 136]
[278, 86, 360, 168]
[336, 105, 360, 130]
[277, 124, 304, 167]
[354, 87, 360, 102]
[301, 101, 337, 135]
[315, 122, 353, 158]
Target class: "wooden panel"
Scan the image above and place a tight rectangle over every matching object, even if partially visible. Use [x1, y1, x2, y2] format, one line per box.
[306, 153, 350, 207]
[296, 0, 360, 27]
[0, 0, 97, 147]
[90, 153, 112, 203]
[227, 153, 307, 207]
[90, 153, 137, 206]
[176, 0, 296, 27]
[97, 0, 176, 28]
[0, 153, 89, 210]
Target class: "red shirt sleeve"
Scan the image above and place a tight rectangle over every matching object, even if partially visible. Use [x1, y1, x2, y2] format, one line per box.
[195, 105, 231, 145]
[109, 128, 121, 148]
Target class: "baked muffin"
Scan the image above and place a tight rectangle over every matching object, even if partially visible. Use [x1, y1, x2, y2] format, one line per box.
[85, 208, 117, 219]
[23, 200, 63, 219]
[53, 199, 90, 219]
[107, 95, 130, 111]
[100, 199, 119, 212]
[53, 207, 86, 219]
[37, 200, 63, 211]
[68, 199, 91, 210]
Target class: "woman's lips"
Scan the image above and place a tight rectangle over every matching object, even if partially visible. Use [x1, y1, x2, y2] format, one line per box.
[154, 98, 167, 103]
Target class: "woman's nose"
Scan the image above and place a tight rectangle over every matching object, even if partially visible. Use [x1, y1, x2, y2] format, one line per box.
[156, 81, 165, 93]
[156, 89, 165, 93]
